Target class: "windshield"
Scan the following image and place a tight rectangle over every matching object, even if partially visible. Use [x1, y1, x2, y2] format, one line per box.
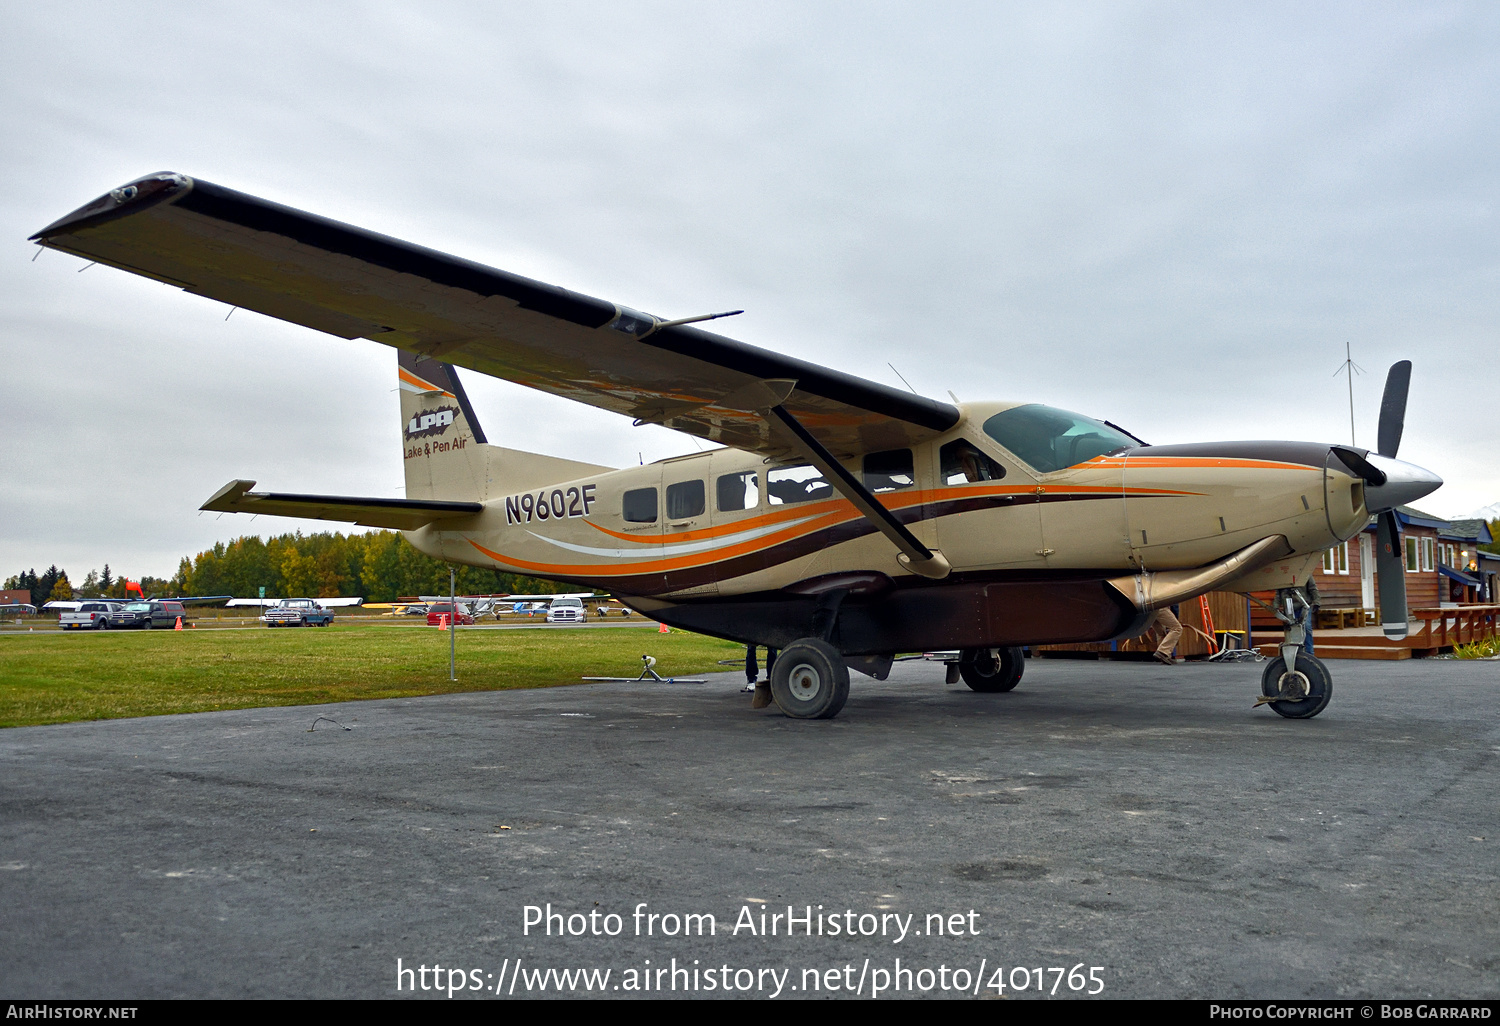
[553, 598, 583, 607]
[124, 602, 150, 611]
[982, 405, 1134, 473]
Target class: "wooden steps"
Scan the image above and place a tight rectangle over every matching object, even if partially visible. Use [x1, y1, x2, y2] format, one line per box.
[1307, 646, 1411, 661]
[1254, 641, 1413, 660]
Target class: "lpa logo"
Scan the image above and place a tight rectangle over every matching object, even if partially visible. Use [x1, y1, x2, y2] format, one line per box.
[406, 405, 458, 440]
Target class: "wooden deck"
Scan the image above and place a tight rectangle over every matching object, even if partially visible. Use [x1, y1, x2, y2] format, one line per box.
[1034, 596, 1498, 662]
[1252, 605, 1500, 660]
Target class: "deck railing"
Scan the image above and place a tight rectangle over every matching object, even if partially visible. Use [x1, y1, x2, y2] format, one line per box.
[1408, 605, 1500, 649]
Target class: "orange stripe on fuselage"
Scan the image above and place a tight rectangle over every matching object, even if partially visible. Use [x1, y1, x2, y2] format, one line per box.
[464, 458, 1306, 577]
[583, 482, 1204, 545]
[482, 482, 1211, 576]
[469, 508, 855, 577]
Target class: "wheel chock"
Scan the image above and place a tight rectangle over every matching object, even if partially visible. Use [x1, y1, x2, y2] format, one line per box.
[751, 682, 772, 709]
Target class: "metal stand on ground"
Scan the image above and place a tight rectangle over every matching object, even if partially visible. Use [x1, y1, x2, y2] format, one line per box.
[582, 655, 708, 684]
[449, 567, 456, 682]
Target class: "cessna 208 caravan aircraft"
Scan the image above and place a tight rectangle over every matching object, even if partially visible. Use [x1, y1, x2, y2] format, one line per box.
[32, 173, 1443, 720]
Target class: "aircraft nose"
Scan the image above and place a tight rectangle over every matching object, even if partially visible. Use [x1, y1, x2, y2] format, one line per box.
[1363, 454, 1443, 512]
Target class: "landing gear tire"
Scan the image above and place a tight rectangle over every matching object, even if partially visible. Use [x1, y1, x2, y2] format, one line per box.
[1260, 654, 1332, 719]
[959, 646, 1025, 693]
[769, 638, 850, 719]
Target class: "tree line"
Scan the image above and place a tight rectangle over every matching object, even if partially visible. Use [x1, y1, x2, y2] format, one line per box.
[6, 531, 567, 604]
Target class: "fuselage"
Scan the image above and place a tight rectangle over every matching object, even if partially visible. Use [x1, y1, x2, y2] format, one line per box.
[406, 401, 1373, 603]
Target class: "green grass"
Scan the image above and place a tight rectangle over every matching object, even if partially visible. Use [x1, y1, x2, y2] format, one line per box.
[1453, 635, 1500, 659]
[0, 624, 744, 727]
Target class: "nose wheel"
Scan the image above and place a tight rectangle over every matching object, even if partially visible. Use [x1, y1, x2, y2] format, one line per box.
[1258, 654, 1332, 718]
[1256, 586, 1333, 719]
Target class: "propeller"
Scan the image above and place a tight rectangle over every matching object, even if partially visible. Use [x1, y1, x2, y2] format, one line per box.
[1372, 361, 1413, 638]
[1375, 507, 1406, 639]
[1377, 360, 1411, 459]
[1327, 362, 1435, 639]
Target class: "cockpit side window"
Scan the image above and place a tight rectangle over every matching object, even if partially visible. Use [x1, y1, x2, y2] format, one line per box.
[939, 441, 1007, 485]
[981, 405, 1133, 473]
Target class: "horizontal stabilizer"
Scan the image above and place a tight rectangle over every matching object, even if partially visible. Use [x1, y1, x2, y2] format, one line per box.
[202, 480, 483, 530]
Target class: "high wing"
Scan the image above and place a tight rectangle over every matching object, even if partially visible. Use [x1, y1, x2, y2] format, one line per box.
[31, 173, 959, 460]
[202, 480, 483, 530]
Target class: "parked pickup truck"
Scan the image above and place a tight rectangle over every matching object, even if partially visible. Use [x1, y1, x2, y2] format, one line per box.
[59, 601, 123, 630]
[111, 600, 187, 630]
[261, 598, 335, 627]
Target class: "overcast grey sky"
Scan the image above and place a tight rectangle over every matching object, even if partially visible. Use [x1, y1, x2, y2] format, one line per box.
[3, 1, 1496, 583]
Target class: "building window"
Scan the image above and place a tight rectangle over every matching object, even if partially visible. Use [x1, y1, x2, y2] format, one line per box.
[1422, 537, 1435, 572]
[1323, 542, 1349, 574]
[1406, 537, 1419, 573]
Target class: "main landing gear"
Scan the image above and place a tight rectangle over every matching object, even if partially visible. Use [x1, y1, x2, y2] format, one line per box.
[769, 638, 850, 719]
[764, 589, 852, 720]
[956, 647, 1026, 693]
[1256, 584, 1332, 719]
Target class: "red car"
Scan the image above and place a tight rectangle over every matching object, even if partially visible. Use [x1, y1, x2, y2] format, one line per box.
[425, 602, 475, 627]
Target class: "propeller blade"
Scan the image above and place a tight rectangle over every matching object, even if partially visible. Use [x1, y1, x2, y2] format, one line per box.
[1377, 360, 1412, 459]
[1375, 509, 1407, 639]
[1329, 446, 1386, 485]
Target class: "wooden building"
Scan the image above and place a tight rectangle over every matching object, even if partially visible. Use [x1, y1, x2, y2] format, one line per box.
[1313, 505, 1446, 618]
[1437, 518, 1493, 605]
[1478, 550, 1500, 606]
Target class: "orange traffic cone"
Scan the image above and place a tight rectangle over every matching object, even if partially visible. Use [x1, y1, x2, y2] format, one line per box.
[657, 622, 670, 633]
[438, 614, 449, 631]
[174, 616, 183, 631]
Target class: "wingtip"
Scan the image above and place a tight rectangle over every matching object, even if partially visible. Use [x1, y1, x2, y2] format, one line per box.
[30, 172, 192, 241]
[201, 479, 257, 512]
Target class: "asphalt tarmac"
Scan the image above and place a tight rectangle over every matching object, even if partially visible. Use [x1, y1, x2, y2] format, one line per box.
[2, 654, 1496, 1000]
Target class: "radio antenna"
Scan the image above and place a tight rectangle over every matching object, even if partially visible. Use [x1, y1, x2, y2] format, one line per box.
[1332, 341, 1365, 446]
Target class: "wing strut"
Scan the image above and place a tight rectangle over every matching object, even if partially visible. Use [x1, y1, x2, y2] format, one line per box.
[764, 405, 951, 579]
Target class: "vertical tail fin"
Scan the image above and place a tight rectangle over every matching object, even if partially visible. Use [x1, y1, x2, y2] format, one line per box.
[399, 351, 487, 501]
[396, 349, 617, 509]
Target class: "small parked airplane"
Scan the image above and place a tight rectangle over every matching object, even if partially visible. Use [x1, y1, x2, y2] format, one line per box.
[32, 173, 1442, 719]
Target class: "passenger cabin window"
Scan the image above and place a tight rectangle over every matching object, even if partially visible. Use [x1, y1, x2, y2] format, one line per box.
[622, 487, 658, 523]
[981, 405, 1133, 473]
[716, 471, 759, 512]
[767, 464, 833, 505]
[666, 480, 706, 519]
[940, 441, 1006, 485]
[863, 449, 914, 492]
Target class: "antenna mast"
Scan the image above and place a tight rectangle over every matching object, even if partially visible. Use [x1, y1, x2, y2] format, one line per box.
[1333, 341, 1364, 446]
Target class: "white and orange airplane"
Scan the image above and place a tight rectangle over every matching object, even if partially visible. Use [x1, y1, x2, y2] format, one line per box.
[32, 173, 1442, 719]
